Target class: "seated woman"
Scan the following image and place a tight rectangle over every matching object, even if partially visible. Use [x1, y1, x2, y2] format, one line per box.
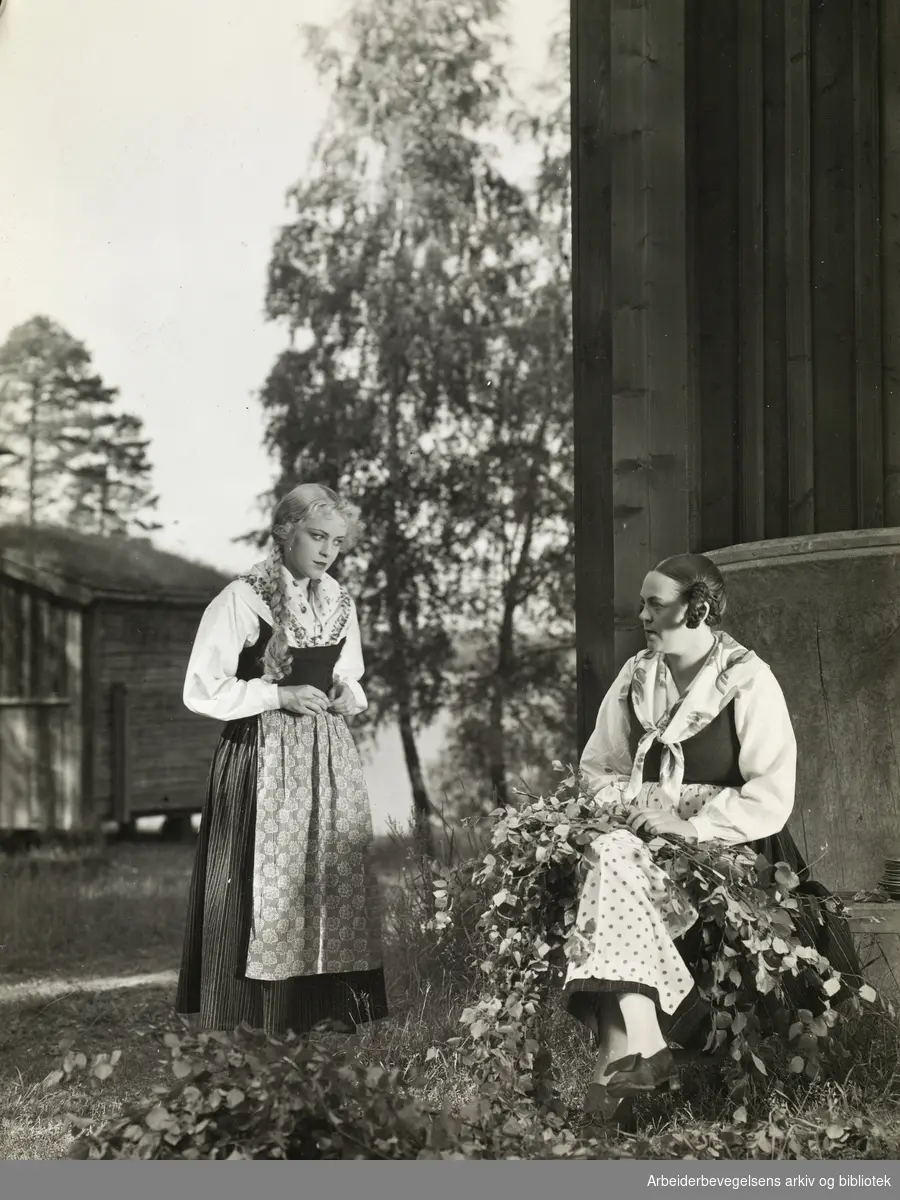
[564, 553, 862, 1126]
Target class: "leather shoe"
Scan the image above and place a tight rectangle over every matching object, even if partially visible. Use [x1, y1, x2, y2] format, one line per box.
[604, 1047, 680, 1097]
[579, 1081, 636, 1134]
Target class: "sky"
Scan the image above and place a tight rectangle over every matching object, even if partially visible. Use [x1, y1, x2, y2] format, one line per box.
[0, 0, 566, 831]
[0, 0, 563, 572]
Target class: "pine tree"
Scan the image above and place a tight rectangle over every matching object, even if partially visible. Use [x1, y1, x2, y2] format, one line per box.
[0, 316, 160, 535]
[67, 411, 160, 536]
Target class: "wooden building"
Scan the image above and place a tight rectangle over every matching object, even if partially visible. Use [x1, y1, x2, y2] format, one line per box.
[0, 524, 228, 833]
[572, 0, 900, 894]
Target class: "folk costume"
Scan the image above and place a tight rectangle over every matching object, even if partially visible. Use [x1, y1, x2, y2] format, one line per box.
[564, 631, 861, 1044]
[175, 557, 388, 1038]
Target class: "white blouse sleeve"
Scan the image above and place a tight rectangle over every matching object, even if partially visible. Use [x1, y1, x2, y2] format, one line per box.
[332, 596, 368, 715]
[183, 585, 282, 722]
[689, 666, 797, 845]
[579, 657, 636, 796]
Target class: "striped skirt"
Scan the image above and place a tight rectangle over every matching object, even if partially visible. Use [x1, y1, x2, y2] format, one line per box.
[175, 715, 389, 1038]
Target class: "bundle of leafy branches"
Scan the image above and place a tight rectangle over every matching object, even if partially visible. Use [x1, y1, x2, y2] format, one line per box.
[426, 764, 880, 1114]
[63, 1027, 435, 1160]
[58, 767, 885, 1160]
[57, 1028, 893, 1161]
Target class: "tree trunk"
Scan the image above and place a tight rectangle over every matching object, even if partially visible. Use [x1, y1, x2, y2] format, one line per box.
[485, 413, 551, 807]
[100, 469, 110, 536]
[385, 551, 436, 862]
[27, 384, 38, 525]
[488, 601, 515, 807]
[385, 334, 436, 861]
[396, 684, 435, 857]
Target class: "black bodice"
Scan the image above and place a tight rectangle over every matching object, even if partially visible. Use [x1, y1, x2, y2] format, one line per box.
[626, 694, 745, 787]
[235, 619, 345, 695]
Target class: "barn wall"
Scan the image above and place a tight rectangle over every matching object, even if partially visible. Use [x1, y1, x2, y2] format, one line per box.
[90, 601, 220, 820]
[687, 0, 887, 548]
[572, 0, 694, 740]
[574, 0, 898, 728]
[882, 0, 900, 525]
[572, 0, 614, 751]
[0, 575, 83, 829]
[609, 0, 693, 665]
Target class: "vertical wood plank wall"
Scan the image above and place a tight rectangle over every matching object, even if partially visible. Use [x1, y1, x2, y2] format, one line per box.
[784, 0, 816, 534]
[0, 588, 220, 830]
[811, 0, 857, 533]
[762, 0, 789, 539]
[738, 0, 767, 544]
[610, 0, 691, 662]
[0, 577, 82, 829]
[91, 604, 220, 820]
[690, 1, 740, 551]
[881, 0, 900, 525]
[643, 2, 695, 602]
[573, 0, 898, 727]
[853, 0, 884, 528]
[688, 0, 889, 550]
[572, 0, 613, 748]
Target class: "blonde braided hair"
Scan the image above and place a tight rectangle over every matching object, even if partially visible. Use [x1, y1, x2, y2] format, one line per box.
[260, 483, 362, 683]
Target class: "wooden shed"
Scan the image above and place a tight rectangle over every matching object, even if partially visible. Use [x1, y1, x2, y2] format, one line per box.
[571, 0, 900, 897]
[0, 524, 228, 833]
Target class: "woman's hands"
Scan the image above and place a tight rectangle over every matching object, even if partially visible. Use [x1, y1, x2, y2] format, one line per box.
[327, 680, 356, 717]
[627, 810, 698, 841]
[277, 682, 357, 717]
[277, 685, 330, 717]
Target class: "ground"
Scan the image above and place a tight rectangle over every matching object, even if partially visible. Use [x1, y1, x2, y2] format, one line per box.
[0, 841, 188, 1159]
[1, 839, 899, 1160]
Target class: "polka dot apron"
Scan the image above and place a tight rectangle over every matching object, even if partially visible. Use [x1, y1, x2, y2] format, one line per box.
[563, 634, 763, 1015]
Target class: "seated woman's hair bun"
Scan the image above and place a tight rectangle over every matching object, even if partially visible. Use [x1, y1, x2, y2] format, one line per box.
[685, 580, 714, 629]
[654, 553, 727, 628]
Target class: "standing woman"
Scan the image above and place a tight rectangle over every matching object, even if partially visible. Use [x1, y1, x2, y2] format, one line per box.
[175, 483, 388, 1039]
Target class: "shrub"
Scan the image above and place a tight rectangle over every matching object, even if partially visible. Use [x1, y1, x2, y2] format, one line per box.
[64, 1027, 431, 1160]
[427, 764, 882, 1114]
[59, 1026, 607, 1160]
[56, 1030, 896, 1160]
[56, 764, 892, 1160]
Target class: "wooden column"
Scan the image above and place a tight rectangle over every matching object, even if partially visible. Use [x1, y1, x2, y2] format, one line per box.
[852, 0, 883, 529]
[689, 0, 740, 551]
[738, 0, 766, 542]
[762, 0, 789, 540]
[883, 0, 900, 526]
[573, 0, 693, 748]
[784, 0, 816, 535]
[611, 0, 693, 662]
[811, 0, 858, 533]
[572, 0, 613, 751]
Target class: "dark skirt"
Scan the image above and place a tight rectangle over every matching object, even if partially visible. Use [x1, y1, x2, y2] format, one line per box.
[175, 717, 389, 1038]
[566, 825, 864, 1048]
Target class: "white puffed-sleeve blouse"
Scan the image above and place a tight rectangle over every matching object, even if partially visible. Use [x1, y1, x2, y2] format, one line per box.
[183, 567, 367, 723]
[579, 656, 797, 846]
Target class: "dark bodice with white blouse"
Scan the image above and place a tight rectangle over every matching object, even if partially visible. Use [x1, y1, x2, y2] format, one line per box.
[626, 695, 745, 788]
[235, 619, 345, 695]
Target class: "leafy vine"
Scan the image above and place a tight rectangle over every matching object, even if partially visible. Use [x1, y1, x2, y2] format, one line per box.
[425, 764, 878, 1120]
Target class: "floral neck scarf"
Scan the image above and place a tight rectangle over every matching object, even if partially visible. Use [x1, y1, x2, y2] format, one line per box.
[242, 551, 322, 602]
[237, 555, 351, 649]
[624, 631, 762, 803]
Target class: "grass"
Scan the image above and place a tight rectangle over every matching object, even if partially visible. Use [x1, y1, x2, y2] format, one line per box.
[0, 985, 176, 1159]
[1, 834, 900, 1160]
[0, 840, 193, 979]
